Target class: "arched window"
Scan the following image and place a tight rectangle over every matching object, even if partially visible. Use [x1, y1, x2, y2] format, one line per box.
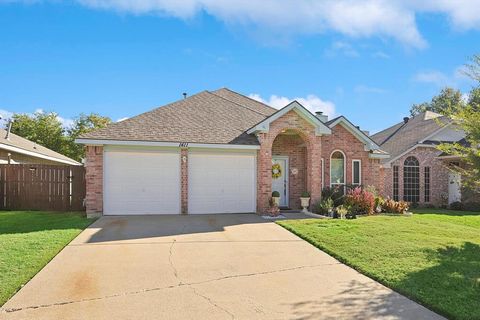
[330, 151, 345, 193]
[403, 156, 420, 203]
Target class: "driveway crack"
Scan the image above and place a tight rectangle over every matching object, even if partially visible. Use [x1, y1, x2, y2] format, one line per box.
[168, 239, 181, 284]
[1, 264, 332, 314]
[189, 285, 235, 319]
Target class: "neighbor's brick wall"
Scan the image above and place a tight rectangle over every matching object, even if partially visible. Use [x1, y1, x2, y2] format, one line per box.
[272, 134, 307, 209]
[382, 147, 449, 206]
[321, 125, 382, 191]
[257, 110, 322, 213]
[85, 145, 103, 215]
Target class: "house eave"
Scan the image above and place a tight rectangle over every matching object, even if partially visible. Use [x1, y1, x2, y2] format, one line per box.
[246, 101, 332, 136]
[0, 142, 81, 166]
[75, 138, 261, 150]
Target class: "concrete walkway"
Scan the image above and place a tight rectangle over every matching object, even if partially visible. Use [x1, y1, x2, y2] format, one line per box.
[1, 214, 443, 320]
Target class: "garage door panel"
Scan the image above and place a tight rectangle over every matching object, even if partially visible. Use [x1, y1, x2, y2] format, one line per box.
[104, 150, 180, 215]
[189, 153, 255, 214]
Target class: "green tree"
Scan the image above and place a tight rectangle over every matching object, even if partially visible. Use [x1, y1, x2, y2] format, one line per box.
[65, 113, 111, 161]
[438, 55, 480, 192]
[10, 111, 67, 154]
[410, 87, 465, 116]
[9, 111, 111, 162]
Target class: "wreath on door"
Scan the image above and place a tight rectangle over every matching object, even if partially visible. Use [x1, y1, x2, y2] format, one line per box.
[272, 163, 282, 179]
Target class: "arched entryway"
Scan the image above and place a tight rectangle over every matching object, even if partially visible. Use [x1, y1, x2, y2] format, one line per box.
[271, 129, 309, 209]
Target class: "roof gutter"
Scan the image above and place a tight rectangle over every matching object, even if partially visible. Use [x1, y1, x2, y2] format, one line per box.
[75, 139, 261, 150]
[0, 143, 81, 166]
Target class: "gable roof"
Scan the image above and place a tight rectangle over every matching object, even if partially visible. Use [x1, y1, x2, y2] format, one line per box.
[325, 116, 383, 152]
[247, 100, 332, 136]
[79, 89, 274, 145]
[371, 111, 452, 163]
[0, 129, 80, 165]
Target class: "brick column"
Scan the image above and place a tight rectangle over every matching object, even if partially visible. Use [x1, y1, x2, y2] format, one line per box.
[257, 133, 272, 214]
[85, 145, 103, 218]
[308, 136, 322, 207]
[180, 148, 188, 214]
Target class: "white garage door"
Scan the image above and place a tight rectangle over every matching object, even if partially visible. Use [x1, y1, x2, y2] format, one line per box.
[103, 148, 180, 215]
[189, 152, 256, 214]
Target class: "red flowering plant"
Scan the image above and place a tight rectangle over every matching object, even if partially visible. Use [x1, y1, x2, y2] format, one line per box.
[345, 186, 375, 215]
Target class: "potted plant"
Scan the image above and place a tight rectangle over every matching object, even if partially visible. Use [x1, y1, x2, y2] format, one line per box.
[300, 191, 311, 213]
[271, 191, 281, 206]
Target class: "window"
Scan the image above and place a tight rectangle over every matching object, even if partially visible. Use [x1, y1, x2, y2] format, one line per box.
[403, 156, 420, 203]
[330, 151, 345, 193]
[352, 160, 361, 185]
[393, 166, 399, 201]
[424, 167, 430, 203]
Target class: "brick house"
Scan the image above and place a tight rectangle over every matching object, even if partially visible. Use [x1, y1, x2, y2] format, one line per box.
[372, 111, 469, 207]
[76, 88, 389, 217]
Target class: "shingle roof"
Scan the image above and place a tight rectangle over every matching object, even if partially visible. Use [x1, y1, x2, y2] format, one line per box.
[79, 89, 276, 145]
[371, 111, 451, 163]
[0, 129, 80, 165]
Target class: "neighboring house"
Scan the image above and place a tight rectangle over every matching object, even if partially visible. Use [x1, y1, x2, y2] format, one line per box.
[0, 127, 80, 166]
[76, 88, 389, 217]
[372, 111, 469, 207]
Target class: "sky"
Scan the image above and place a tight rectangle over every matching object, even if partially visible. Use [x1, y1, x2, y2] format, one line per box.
[1, 1, 480, 133]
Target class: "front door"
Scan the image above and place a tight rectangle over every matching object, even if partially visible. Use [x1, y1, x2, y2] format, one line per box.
[448, 171, 461, 204]
[272, 157, 288, 207]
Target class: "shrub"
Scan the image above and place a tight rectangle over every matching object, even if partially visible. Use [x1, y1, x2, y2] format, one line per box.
[449, 201, 464, 210]
[464, 202, 480, 212]
[382, 198, 409, 214]
[301, 191, 310, 198]
[374, 196, 385, 213]
[335, 205, 349, 219]
[272, 191, 280, 197]
[321, 186, 345, 207]
[365, 185, 379, 197]
[314, 197, 334, 215]
[345, 187, 375, 215]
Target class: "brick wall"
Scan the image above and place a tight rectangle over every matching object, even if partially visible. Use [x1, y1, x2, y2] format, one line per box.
[272, 134, 307, 209]
[321, 124, 382, 192]
[85, 145, 103, 217]
[382, 147, 449, 206]
[256, 110, 322, 213]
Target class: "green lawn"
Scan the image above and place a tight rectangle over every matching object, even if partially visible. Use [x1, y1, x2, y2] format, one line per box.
[277, 209, 480, 320]
[0, 211, 95, 306]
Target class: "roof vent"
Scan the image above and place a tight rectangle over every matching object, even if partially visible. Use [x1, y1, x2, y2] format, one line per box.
[403, 117, 409, 124]
[182, 92, 187, 99]
[315, 111, 328, 123]
[5, 119, 14, 140]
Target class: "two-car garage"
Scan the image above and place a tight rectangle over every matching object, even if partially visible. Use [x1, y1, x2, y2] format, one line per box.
[103, 146, 256, 215]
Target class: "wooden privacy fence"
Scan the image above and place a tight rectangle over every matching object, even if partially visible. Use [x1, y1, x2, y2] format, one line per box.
[0, 164, 86, 211]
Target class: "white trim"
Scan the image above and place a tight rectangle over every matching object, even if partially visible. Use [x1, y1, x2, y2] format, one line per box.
[272, 156, 289, 207]
[352, 159, 361, 185]
[321, 158, 325, 189]
[330, 150, 346, 188]
[327, 116, 381, 151]
[76, 139, 260, 150]
[246, 101, 331, 136]
[369, 152, 390, 159]
[0, 142, 81, 166]
[381, 144, 437, 168]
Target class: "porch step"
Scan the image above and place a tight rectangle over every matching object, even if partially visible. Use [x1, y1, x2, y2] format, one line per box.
[280, 209, 302, 213]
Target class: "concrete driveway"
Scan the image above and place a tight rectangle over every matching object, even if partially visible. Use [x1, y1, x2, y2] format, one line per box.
[1, 214, 442, 320]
